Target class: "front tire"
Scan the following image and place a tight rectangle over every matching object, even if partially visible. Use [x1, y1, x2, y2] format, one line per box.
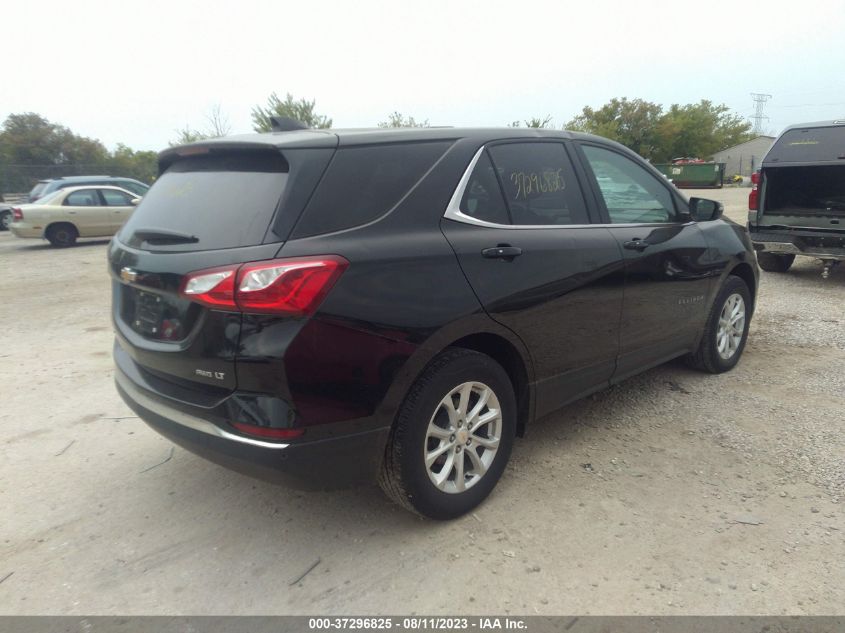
[757, 252, 794, 272]
[686, 275, 751, 373]
[45, 223, 78, 247]
[379, 348, 516, 520]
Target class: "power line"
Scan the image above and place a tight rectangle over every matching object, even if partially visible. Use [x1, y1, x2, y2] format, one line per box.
[750, 93, 772, 135]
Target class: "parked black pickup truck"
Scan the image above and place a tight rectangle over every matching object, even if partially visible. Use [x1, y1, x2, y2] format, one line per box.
[749, 120, 845, 278]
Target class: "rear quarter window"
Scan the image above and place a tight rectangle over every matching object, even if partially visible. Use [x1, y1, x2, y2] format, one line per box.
[291, 141, 452, 238]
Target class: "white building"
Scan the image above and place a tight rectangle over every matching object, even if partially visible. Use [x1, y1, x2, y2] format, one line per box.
[712, 136, 775, 176]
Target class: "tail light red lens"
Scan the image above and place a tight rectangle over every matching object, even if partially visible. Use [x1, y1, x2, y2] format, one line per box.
[12, 208, 23, 220]
[179, 256, 348, 316]
[749, 171, 760, 211]
[180, 265, 237, 309]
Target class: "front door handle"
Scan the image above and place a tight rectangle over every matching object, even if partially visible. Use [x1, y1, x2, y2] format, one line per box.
[623, 239, 649, 251]
[482, 245, 523, 260]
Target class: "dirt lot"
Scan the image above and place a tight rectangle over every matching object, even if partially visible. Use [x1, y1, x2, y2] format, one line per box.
[0, 187, 842, 615]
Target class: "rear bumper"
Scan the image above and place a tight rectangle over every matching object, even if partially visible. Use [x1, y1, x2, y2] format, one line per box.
[751, 230, 845, 260]
[115, 365, 391, 490]
[9, 222, 41, 239]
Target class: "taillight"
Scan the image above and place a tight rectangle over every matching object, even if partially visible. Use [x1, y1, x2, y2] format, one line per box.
[180, 256, 348, 316]
[748, 171, 760, 211]
[180, 265, 237, 309]
[12, 208, 23, 220]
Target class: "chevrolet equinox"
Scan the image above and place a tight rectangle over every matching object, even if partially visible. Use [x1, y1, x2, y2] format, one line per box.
[111, 125, 758, 519]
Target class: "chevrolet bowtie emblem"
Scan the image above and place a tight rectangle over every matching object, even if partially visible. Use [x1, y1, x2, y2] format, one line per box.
[120, 267, 138, 283]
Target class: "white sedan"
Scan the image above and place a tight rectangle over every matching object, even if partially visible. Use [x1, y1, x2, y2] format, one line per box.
[9, 185, 141, 247]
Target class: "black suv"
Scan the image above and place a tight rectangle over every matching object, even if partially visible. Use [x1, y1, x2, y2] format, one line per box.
[749, 120, 845, 278]
[111, 127, 758, 519]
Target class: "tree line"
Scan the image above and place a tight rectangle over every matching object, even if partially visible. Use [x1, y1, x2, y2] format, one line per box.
[1, 95, 753, 194]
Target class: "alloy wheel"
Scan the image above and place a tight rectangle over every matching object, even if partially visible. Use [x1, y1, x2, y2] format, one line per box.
[716, 293, 745, 360]
[424, 381, 502, 494]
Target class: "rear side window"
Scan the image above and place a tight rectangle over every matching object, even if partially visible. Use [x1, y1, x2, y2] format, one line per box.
[459, 152, 510, 225]
[118, 151, 288, 251]
[291, 141, 451, 238]
[65, 189, 101, 206]
[487, 142, 588, 225]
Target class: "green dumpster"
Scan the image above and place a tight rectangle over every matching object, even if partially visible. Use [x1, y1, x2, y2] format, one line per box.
[654, 162, 725, 188]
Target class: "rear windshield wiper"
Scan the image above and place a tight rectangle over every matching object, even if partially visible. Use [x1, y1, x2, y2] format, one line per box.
[132, 228, 199, 245]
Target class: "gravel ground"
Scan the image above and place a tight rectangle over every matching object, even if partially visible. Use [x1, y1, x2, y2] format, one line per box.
[0, 186, 842, 615]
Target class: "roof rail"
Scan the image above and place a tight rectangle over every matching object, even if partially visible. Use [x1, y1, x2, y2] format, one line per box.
[270, 116, 308, 132]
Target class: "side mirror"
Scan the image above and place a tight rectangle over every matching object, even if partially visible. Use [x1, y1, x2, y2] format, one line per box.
[130, 198, 141, 206]
[688, 197, 723, 221]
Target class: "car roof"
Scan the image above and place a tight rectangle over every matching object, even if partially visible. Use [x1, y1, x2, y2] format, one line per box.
[159, 126, 623, 164]
[778, 119, 845, 133]
[55, 185, 138, 195]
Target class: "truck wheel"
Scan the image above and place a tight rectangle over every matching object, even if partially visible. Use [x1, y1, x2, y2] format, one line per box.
[379, 348, 516, 520]
[757, 252, 794, 273]
[686, 275, 751, 374]
[46, 223, 78, 247]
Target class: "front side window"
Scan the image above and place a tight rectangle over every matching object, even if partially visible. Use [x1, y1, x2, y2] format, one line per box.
[488, 142, 588, 226]
[119, 181, 150, 196]
[64, 189, 101, 207]
[100, 189, 134, 206]
[581, 145, 676, 224]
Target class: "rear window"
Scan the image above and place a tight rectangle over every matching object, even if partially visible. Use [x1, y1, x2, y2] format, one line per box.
[118, 151, 288, 251]
[767, 126, 845, 164]
[291, 141, 452, 238]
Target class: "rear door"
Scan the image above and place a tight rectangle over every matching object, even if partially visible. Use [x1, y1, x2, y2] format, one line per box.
[109, 147, 332, 396]
[574, 142, 714, 379]
[98, 188, 135, 231]
[441, 140, 625, 418]
[62, 188, 107, 236]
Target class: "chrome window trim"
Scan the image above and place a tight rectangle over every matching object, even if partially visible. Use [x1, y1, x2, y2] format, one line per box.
[443, 144, 692, 230]
[115, 369, 290, 450]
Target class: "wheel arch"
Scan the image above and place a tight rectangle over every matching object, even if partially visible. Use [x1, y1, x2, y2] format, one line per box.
[375, 315, 535, 438]
[728, 261, 757, 313]
[448, 332, 531, 437]
[43, 220, 79, 239]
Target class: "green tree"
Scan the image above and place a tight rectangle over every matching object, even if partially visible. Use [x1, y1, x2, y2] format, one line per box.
[508, 115, 554, 128]
[107, 144, 158, 183]
[566, 98, 754, 162]
[0, 112, 109, 166]
[566, 98, 663, 158]
[653, 100, 753, 162]
[378, 112, 429, 128]
[251, 92, 332, 132]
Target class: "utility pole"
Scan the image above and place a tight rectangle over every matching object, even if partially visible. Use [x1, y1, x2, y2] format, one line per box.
[750, 93, 772, 135]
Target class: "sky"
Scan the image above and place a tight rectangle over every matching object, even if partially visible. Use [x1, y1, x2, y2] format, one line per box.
[3, 0, 845, 152]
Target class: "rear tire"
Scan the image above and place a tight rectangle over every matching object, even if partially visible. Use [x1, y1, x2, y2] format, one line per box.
[379, 348, 516, 520]
[0, 210, 11, 231]
[46, 223, 78, 248]
[757, 252, 794, 272]
[686, 275, 751, 374]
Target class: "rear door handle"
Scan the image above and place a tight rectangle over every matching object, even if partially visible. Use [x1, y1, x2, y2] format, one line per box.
[482, 246, 523, 259]
[623, 239, 649, 251]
